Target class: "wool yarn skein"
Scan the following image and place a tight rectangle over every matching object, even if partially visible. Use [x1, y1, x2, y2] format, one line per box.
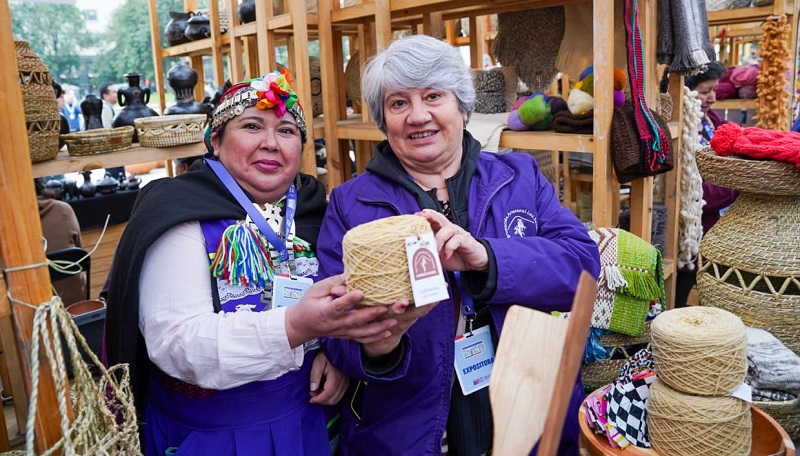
[647, 379, 751, 456]
[651, 306, 747, 396]
[342, 215, 434, 305]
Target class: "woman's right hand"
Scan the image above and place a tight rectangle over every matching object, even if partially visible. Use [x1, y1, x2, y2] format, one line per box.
[284, 274, 399, 348]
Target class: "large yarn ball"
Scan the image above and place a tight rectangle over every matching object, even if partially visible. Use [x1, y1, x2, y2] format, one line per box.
[518, 94, 551, 125]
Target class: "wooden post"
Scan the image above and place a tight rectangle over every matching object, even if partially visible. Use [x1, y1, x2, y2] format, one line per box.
[592, 0, 615, 228]
[0, 2, 73, 450]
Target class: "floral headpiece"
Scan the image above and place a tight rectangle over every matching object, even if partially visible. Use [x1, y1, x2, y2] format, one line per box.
[207, 70, 307, 147]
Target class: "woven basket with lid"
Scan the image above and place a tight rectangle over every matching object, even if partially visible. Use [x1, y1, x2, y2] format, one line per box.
[15, 40, 61, 163]
[696, 146, 800, 437]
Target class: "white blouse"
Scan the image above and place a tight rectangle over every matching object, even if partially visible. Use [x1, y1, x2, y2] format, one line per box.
[138, 221, 304, 390]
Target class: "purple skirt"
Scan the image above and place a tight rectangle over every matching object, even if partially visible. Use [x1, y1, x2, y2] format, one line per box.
[144, 352, 329, 456]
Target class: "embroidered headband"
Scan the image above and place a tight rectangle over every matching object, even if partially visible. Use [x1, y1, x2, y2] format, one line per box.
[205, 70, 307, 153]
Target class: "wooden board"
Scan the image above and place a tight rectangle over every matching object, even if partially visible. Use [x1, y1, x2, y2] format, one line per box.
[490, 271, 597, 456]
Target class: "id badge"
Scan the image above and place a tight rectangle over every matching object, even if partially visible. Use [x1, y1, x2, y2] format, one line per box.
[453, 325, 495, 396]
[272, 275, 313, 308]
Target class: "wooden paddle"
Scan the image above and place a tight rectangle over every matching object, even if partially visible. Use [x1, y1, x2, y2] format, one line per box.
[490, 271, 597, 456]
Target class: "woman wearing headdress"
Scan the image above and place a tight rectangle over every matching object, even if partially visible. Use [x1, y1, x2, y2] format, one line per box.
[104, 70, 406, 455]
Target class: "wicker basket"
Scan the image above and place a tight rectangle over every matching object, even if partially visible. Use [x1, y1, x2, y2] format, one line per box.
[696, 147, 800, 196]
[754, 397, 800, 439]
[15, 40, 61, 163]
[135, 114, 207, 148]
[61, 126, 135, 156]
[582, 324, 652, 392]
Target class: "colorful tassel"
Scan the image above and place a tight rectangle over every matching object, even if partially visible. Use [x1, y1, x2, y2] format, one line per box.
[210, 221, 274, 287]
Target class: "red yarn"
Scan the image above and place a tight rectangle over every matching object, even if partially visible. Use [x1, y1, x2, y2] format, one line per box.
[711, 123, 800, 167]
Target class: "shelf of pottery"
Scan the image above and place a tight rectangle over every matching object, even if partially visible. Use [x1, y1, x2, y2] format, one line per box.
[706, 0, 799, 129]
[316, 0, 685, 305]
[146, 0, 325, 176]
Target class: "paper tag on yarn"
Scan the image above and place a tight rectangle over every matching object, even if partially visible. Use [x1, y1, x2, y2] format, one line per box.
[405, 232, 449, 306]
[727, 383, 752, 403]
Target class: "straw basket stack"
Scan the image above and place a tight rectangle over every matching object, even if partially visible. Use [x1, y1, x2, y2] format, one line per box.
[695, 146, 800, 437]
[647, 307, 751, 455]
[15, 41, 61, 163]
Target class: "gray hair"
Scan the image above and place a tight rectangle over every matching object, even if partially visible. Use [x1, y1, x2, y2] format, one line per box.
[361, 34, 476, 133]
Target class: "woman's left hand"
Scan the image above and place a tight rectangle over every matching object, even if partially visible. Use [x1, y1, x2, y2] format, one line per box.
[309, 351, 349, 405]
[417, 209, 489, 272]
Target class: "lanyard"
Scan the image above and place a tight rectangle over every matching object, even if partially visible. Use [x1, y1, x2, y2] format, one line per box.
[454, 271, 476, 335]
[700, 118, 715, 144]
[206, 159, 297, 262]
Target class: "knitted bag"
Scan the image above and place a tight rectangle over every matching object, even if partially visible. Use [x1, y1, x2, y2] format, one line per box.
[588, 228, 665, 337]
[610, 101, 674, 183]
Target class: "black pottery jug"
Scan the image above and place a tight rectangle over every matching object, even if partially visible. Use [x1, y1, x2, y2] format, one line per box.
[80, 94, 104, 130]
[165, 11, 193, 46]
[184, 12, 211, 41]
[164, 65, 211, 117]
[237, 0, 255, 24]
[79, 171, 96, 198]
[113, 71, 159, 142]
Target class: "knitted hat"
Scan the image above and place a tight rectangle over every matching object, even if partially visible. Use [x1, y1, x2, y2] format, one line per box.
[205, 70, 307, 153]
[552, 110, 594, 134]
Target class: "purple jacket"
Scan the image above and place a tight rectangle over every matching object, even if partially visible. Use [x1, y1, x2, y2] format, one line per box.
[317, 142, 600, 455]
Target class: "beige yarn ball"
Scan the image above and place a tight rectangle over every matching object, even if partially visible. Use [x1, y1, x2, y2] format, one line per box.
[342, 215, 434, 305]
[651, 306, 747, 396]
[647, 379, 751, 456]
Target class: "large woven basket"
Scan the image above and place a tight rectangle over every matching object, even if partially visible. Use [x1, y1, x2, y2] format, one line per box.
[754, 397, 800, 439]
[61, 126, 135, 156]
[15, 40, 60, 163]
[695, 146, 800, 196]
[581, 323, 652, 392]
[135, 114, 207, 147]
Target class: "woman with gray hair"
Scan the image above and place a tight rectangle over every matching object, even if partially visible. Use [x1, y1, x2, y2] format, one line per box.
[316, 34, 600, 455]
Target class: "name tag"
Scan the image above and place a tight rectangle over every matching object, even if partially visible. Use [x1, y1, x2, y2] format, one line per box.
[272, 275, 313, 308]
[453, 325, 495, 396]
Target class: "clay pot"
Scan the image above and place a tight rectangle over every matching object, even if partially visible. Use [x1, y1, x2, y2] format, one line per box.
[164, 64, 211, 117]
[112, 72, 159, 142]
[184, 12, 211, 41]
[165, 11, 193, 46]
[80, 94, 104, 130]
[238, 0, 255, 24]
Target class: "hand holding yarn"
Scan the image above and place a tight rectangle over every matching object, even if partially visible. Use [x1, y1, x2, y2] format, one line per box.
[284, 274, 399, 348]
[418, 209, 489, 272]
[361, 300, 437, 358]
[309, 352, 348, 405]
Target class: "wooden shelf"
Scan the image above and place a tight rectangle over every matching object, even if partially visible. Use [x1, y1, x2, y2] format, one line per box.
[31, 142, 206, 178]
[714, 98, 758, 110]
[663, 259, 675, 280]
[708, 4, 791, 26]
[161, 34, 231, 58]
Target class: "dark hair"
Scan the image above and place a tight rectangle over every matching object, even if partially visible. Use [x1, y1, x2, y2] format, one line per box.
[684, 61, 727, 90]
[52, 80, 63, 98]
[99, 82, 114, 96]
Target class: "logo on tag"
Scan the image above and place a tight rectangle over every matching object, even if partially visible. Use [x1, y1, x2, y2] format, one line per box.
[503, 209, 538, 238]
[461, 340, 486, 359]
[412, 248, 440, 280]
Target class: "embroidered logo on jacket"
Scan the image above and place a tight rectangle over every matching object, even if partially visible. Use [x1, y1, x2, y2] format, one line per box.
[503, 209, 538, 238]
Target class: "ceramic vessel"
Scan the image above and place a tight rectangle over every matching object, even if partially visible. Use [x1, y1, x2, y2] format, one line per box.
[164, 64, 211, 117]
[112, 72, 159, 142]
[80, 94, 104, 130]
[165, 11, 193, 46]
[184, 12, 211, 41]
[237, 0, 255, 24]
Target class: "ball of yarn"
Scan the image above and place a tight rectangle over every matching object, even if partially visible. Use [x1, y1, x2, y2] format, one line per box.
[729, 65, 759, 88]
[579, 65, 593, 81]
[548, 96, 568, 114]
[518, 94, 550, 125]
[342, 215, 433, 305]
[577, 74, 595, 97]
[715, 81, 736, 100]
[647, 379, 751, 456]
[613, 90, 625, 107]
[507, 109, 529, 131]
[511, 95, 529, 111]
[567, 89, 594, 115]
[651, 307, 748, 395]
[613, 67, 627, 91]
[737, 85, 757, 99]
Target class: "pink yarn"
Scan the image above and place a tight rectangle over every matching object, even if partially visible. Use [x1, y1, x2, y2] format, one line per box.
[737, 85, 757, 99]
[512, 95, 530, 111]
[729, 65, 759, 88]
[715, 81, 736, 100]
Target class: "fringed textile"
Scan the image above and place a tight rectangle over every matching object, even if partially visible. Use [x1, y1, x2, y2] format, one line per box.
[656, 0, 716, 75]
[210, 221, 275, 287]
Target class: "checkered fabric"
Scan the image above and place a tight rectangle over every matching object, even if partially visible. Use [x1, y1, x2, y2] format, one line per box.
[606, 374, 657, 448]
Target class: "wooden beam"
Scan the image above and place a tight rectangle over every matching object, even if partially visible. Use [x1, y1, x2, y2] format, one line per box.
[0, 2, 73, 449]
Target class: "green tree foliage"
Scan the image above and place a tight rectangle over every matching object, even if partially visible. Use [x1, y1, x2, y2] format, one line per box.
[91, 0, 184, 87]
[10, 3, 94, 88]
